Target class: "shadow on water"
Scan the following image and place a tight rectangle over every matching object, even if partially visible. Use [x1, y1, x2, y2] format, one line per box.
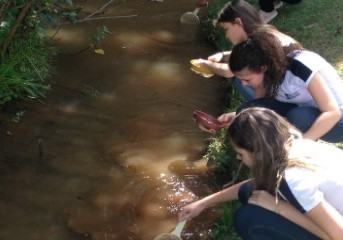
[0, 0, 228, 239]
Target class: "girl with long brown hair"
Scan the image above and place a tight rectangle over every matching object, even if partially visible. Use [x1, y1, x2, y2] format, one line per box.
[179, 107, 343, 239]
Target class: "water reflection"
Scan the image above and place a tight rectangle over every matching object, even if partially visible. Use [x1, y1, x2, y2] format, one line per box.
[0, 0, 226, 239]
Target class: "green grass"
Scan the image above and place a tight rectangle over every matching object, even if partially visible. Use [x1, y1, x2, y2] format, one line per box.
[203, 0, 343, 238]
[0, 24, 54, 105]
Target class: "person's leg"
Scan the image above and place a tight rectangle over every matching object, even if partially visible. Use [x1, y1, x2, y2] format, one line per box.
[286, 107, 343, 143]
[259, 0, 275, 12]
[258, 0, 278, 22]
[234, 204, 321, 240]
[282, 0, 302, 4]
[237, 98, 297, 117]
[233, 77, 254, 101]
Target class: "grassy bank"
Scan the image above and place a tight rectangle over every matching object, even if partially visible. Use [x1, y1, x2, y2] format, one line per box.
[202, 0, 343, 238]
[0, 31, 54, 105]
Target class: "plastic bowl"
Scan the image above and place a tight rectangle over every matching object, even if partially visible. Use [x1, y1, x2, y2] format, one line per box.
[190, 59, 214, 78]
[193, 110, 223, 133]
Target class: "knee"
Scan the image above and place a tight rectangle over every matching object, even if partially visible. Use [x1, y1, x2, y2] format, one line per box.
[238, 181, 255, 204]
[286, 107, 319, 133]
[234, 204, 262, 238]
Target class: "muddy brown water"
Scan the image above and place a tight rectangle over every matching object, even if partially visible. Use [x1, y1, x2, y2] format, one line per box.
[0, 1, 228, 239]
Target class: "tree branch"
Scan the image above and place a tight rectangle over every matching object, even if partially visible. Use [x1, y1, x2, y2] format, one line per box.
[1, 0, 36, 58]
[84, 0, 115, 20]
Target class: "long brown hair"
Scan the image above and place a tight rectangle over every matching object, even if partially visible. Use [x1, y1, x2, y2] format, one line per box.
[227, 107, 302, 194]
[216, 0, 267, 35]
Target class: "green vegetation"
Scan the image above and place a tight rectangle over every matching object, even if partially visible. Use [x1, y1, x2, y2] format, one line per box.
[203, 0, 343, 238]
[209, 202, 241, 240]
[0, 1, 113, 106]
[0, 0, 77, 105]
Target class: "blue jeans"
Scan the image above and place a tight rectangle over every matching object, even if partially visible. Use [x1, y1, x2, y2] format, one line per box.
[232, 79, 343, 143]
[233, 77, 254, 101]
[234, 182, 320, 240]
[237, 98, 343, 143]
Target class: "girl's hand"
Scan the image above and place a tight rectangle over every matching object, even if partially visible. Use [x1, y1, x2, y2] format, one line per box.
[208, 52, 224, 62]
[192, 58, 208, 67]
[217, 112, 236, 127]
[178, 201, 205, 221]
[248, 190, 278, 213]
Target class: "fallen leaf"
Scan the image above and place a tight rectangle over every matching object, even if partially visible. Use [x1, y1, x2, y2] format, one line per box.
[94, 49, 105, 55]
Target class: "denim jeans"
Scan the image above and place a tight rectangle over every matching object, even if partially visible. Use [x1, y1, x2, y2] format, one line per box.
[237, 98, 343, 143]
[234, 182, 320, 240]
[233, 77, 255, 101]
[232, 79, 343, 143]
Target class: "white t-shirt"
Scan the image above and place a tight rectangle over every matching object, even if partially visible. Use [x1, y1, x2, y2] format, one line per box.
[282, 140, 343, 215]
[275, 51, 343, 118]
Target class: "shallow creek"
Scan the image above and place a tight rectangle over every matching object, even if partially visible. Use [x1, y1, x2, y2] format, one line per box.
[0, 1, 228, 239]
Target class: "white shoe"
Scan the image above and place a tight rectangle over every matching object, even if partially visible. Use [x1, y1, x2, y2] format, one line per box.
[274, 0, 283, 9]
[259, 10, 278, 23]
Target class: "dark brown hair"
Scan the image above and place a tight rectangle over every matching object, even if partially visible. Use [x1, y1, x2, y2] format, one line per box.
[229, 29, 303, 98]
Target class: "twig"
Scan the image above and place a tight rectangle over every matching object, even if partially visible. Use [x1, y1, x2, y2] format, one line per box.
[73, 14, 137, 23]
[84, 0, 115, 20]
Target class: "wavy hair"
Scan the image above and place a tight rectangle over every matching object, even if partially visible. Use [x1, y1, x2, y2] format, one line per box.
[229, 30, 292, 98]
[227, 107, 302, 194]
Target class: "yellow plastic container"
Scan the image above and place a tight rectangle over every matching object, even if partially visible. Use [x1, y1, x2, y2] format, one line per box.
[190, 59, 214, 78]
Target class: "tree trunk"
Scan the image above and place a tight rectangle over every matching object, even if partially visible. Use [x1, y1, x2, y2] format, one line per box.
[1, 0, 36, 58]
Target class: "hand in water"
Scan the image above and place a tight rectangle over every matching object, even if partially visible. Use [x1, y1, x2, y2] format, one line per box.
[178, 200, 205, 221]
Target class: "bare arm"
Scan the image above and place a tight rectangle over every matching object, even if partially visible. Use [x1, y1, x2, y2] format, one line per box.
[193, 51, 234, 78]
[207, 51, 232, 62]
[304, 73, 342, 140]
[178, 180, 249, 221]
[306, 199, 343, 240]
[197, 59, 234, 78]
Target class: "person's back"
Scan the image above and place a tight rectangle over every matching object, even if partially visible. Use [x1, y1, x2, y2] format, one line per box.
[284, 139, 343, 216]
[276, 51, 343, 115]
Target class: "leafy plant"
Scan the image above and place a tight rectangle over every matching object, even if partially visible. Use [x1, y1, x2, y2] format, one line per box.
[0, 30, 54, 104]
[210, 202, 242, 240]
[0, 0, 75, 105]
[91, 25, 112, 48]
